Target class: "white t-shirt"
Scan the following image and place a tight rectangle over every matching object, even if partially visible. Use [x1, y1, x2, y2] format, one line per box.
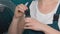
[29, 0, 60, 30]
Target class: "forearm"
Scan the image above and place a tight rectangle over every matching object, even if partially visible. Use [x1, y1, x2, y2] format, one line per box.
[17, 16, 25, 34]
[8, 15, 25, 34]
[8, 17, 19, 34]
[43, 24, 60, 34]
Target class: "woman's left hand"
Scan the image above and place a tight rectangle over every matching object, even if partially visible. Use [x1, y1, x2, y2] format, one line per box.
[24, 17, 46, 31]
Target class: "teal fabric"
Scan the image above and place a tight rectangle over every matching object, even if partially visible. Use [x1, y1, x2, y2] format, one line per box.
[48, 21, 59, 31]
[11, 0, 32, 5]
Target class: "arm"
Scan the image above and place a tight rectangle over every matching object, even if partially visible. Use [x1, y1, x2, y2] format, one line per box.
[8, 16, 25, 34]
[8, 4, 28, 34]
[42, 24, 60, 34]
[24, 18, 60, 34]
[17, 15, 25, 34]
[8, 17, 19, 34]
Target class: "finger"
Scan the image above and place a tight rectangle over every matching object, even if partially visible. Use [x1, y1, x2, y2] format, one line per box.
[24, 26, 32, 29]
[20, 4, 28, 10]
[25, 23, 32, 27]
[18, 4, 28, 11]
[17, 6, 28, 14]
[15, 8, 24, 14]
[17, 6, 25, 13]
[18, 8, 25, 13]
[24, 18, 30, 24]
[15, 7, 24, 14]
[14, 9, 24, 18]
[25, 17, 31, 22]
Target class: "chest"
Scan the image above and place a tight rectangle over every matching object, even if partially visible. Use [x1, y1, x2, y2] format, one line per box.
[30, 1, 60, 24]
[38, 3, 57, 14]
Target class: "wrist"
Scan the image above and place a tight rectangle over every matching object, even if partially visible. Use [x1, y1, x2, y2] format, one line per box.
[12, 16, 20, 23]
[41, 24, 54, 34]
[41, 24, 50, 33]
[12, 15, 25, 23]
[43, 25, 60, 34]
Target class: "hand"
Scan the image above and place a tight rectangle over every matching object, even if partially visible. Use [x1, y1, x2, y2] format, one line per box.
[24, 17, 46, 31]
[14, 4, 28, 18]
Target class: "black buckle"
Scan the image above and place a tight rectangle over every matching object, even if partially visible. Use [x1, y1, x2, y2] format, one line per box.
[53, 14, 59, 21]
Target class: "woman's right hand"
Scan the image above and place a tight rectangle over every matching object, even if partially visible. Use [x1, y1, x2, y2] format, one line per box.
[8, 4, 28, 34]
[14, 4, 28, 18]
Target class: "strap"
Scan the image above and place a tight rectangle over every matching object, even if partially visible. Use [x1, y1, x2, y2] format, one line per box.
[56, 4, 60, 14]
[25, 0, 32, 17]
[53, 4, 60, 31]
[52, 4, 60, 31]
[53, 4, 60, 21]
[53, 14, 59, 21]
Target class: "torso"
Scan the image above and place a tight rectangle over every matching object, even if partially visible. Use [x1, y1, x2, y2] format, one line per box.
[29, 0, 60, 29]
[23, 0, 60, 34]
